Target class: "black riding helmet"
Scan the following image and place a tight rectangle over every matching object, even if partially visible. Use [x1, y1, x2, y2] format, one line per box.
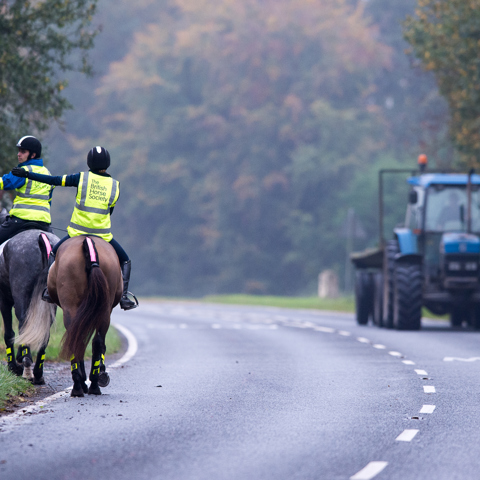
[87, 146, 110, 171]
[16, 136, 42, 159]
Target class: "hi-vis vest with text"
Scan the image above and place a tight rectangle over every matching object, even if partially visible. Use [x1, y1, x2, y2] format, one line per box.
[11, 165, 53, 223]
[67, 172, 120, 242]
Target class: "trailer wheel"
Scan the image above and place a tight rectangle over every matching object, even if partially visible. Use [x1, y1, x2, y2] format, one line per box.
[384, 240, 399, 328]
[372, 272, 384, 327]
[355, 270, 373, 325]
[393, 263, 422, 330]
[450, 307, 465, 328]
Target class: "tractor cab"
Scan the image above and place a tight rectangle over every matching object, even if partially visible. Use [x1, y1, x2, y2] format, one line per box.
[404, 174, 480, 299]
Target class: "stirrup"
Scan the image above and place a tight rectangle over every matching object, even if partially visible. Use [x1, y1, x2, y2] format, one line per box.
[41, 287, 54, 304]
[120, 292, 138, 310]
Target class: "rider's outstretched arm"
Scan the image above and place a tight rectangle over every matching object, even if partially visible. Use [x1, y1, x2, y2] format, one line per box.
[12, 169, 80, 187]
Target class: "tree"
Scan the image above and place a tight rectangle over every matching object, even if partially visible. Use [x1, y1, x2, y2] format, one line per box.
[0, 0, 99, 170]
[404, 0, 480, 166]
[67, 0, 391, 295]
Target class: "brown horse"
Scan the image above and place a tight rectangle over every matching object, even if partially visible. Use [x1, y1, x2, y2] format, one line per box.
[21, 235, 122, 396]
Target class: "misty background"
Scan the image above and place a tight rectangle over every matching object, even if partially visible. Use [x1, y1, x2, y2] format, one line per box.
[39, 0, 452, 297]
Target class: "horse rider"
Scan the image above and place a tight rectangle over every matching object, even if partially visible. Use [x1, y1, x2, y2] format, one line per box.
[12, 146, 138, 311]
[0, 136, 53, 245]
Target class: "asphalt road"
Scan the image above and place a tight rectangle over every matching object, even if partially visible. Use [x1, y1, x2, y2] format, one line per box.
[1, 301, 480, 480]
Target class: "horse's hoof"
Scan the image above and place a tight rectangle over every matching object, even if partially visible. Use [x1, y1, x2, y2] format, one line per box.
[82, 383, 89, 394]
[88, 385, 102, 395]
[33, 376, 45, 385]
[8, 362, 23, 376]
[98, 372, 110, 387]
[71, 388, 85, 397]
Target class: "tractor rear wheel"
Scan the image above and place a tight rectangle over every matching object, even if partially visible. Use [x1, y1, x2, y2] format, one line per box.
[355, 270, 373, 325]
[393, 263, 422, 330]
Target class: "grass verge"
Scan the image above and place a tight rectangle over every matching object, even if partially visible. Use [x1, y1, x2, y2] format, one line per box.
[0, 364, 35, 412]
[0, 308, 122, 409]
[202, 294, 355, 311]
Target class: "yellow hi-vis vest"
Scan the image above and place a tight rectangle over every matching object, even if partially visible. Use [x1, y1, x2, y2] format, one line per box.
[67, 172, 120, 242]
[11, 165, 54, 223]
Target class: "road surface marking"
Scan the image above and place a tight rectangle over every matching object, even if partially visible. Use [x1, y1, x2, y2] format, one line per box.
[211, 324, 222, 329]
[388, 351, 403, 357]
[444, 357, 480, 362]
[109, 323, 138, 368]
[424, 386, 436, 393]
[314, 326, 335, 333]
[350, 461, 388, 480]
[357, 337, 370, 343]
[373, 344, 386, 349]
[415, 369, 428, 375]
[396, 429, 419, 442]
[338, 330, 351, 336]
[0, 323, 138, 431]
[402, 360, 415, 365]
[420, 405, 436, 414]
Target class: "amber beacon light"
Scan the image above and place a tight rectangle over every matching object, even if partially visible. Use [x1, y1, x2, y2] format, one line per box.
[418, 153, 428, 172]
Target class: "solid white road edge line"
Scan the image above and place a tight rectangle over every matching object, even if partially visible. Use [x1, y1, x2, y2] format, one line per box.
[420, 405, 436, 414]
[0, 322, 138, 429]
[350, 461, 389, 480]
[108, 322, 138, 369]
[396, 429, 419, 442]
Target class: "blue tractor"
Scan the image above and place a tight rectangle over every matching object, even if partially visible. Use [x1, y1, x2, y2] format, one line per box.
[351, 156, 480, 330]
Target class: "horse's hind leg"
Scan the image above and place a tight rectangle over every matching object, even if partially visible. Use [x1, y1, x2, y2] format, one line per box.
[70, 356, 88, 397]
[88, 332, 104, 395]
[2, 306, 23, 376]
[33, 346, 47, 385]
[16, 345, 34, 382]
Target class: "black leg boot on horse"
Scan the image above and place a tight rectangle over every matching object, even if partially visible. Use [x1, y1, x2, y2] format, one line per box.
[88, 332, 109, 395]
[41, 252, 55, 304]
[120, 260, 138, 310]
[5, 342, 23, 376]
[16, 345, 34, 381]
[70, 356, 88, 397]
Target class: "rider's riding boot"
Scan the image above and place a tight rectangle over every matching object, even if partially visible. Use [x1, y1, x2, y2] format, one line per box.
[120, 260, 138, 310]
[41, 252, 55, 304]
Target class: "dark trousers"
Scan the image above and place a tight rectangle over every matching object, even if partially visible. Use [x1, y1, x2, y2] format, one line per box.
[0, 215, 52, 245]
[52, 235, 129, 264]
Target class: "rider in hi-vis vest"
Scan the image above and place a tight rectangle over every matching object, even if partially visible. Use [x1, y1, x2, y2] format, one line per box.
[0, 136, 53, 245]
[13, 146, 138, 310]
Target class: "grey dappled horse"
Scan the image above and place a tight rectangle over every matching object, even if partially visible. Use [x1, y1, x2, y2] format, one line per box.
[0, 208, 59, 383]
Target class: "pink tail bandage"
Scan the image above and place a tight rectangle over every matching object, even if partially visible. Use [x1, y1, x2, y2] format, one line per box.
[40, 233, 52, 258]
[86, 237, 97, 263]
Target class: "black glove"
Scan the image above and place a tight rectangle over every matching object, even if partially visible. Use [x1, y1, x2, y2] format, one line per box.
[12, 167, 28, 178]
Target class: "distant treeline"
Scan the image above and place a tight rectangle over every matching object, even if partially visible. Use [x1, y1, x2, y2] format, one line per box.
[43, 0, 451, 296]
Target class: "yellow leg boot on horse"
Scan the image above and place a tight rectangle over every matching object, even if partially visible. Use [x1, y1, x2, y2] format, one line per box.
[120, 260, 138, 310]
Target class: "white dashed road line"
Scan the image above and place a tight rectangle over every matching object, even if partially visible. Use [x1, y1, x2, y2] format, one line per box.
[414, 369, 428, 375]
[402, 360, 415, 365]
[420, 405, 436, 414]
[424, 386, 436, 393]
[388, 351, 403, 357]
[396, 429, 419, 442]
[350, 461, 389, 480]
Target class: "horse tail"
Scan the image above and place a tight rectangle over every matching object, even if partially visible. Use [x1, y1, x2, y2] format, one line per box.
[16, 234, 57, 351]
[61, 237, 110, 360]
